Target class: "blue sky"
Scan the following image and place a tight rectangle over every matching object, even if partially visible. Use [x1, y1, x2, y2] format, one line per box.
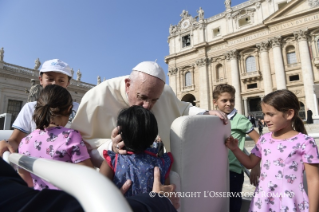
[0, 0, 245, 85]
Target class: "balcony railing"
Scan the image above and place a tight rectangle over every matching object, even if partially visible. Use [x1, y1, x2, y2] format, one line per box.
[240, 71, 261, 83]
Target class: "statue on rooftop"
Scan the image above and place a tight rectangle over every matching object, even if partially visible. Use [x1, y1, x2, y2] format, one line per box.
[71, 68, 74, 79]
[97, 76, 101, 85]
[27, 79, 42, 102]
[77, 69, 82, 81]
[180, 10, 189, 19]
[225, 0, 231, 10]
[0, 47, 4, 62]
[197, 7, 204, 20]
[34, 58, 41, 70]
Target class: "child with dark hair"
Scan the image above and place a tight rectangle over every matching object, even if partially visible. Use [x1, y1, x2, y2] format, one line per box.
[18, 85, 93, 190]
[100, 105, 173, 197]
[226, 89, 319, 211]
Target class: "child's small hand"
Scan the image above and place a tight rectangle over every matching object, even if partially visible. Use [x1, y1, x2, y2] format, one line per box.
[225, 136, 239, 151]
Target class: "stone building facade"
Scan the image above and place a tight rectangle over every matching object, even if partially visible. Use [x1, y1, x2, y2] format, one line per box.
[0, 57, 94, 129]
[165, 0, 319, 120]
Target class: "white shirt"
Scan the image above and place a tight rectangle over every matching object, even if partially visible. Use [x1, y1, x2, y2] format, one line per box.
[13, 101, 79, 134]
[71, 76, 206, 159]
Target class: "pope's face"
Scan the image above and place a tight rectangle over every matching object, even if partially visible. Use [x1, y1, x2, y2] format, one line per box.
[125, 72, 164, 110]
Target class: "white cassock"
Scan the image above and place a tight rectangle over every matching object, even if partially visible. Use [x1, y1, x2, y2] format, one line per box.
[71, 76, 206, 164]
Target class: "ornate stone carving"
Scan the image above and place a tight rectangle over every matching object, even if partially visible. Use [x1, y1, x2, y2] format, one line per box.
[169, 68, 178, 75]
[225, 0, 232, 11]
[224, 50, 238, 60]
[294, 29, 309, 41]
[97, 76, 101, 85]
[34, 58, 41, 70]
[232, 8, 256, 20]
[27, 79, 42, 102]
[256, 41, 269, 52]
[180, 10, 191, 19]
[169, 24, 177, 35]
[71, 68, 74, 78]
[197, 7, 204, 20]
[255, 2, 261, 9]
[308, 0, 319, 8]
[0, 47, 4, 62]
[269, 36, 282, 48]
[196, 58, 209, 67]
[77, 69, 82, 81]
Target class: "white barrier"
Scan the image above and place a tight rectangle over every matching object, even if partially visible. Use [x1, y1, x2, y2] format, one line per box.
[0, 113, 12, 130]
[6, 152, 132, 212]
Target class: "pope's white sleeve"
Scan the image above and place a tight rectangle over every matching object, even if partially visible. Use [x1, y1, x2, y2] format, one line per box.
[188, 106, 207, 115]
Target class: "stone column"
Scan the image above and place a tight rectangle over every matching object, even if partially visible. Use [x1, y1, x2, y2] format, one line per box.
[256, 41, 273, 95]
[269, 37, 286, 90]
[243, 97, 248, 116]
[168, 68, 178, 94]
[294, 29, 315, 112]
[225, 50, 243, 114]
[196, 58, 210, 110]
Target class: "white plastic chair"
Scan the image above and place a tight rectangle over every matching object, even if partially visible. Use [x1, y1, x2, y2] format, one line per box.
[169, 116, 231, 212]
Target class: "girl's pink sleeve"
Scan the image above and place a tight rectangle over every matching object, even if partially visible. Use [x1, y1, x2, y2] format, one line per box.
[68, 130, 90, 163]
[302, 137, 319, 164]
[251, 136, 263, 158]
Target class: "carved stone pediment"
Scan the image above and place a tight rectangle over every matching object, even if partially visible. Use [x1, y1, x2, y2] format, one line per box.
[308, 0, 319, 8]
[169, 10, 202, 37]
[232, 8, 256, 20]
[240, 71, 262, 83]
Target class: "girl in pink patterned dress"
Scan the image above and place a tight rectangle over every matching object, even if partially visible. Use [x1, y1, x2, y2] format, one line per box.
[18, 85, 93, 190]
[225, 90, 319, 212]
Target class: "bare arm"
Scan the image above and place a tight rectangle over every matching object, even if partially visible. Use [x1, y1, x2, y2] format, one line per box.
[204, 110, 228, 125]
[18, 168, 33, 187]
[248, 130, 260, 144]
[77, 159, 94, 169]
[225, 136, 261, 169]
[99, 160, 114, 180]
[248, 130, 261, 186]
[305, 163, 319, 212]
[0, 129, 27, 156]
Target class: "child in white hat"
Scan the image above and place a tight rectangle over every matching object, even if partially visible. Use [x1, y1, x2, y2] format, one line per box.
[0, 59, 79, 155]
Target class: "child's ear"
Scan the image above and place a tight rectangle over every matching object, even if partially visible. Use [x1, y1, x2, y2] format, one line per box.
[286, 109, 295, 120]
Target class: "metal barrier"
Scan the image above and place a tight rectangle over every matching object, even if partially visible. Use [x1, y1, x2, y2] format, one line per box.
[4, 151, 132, 212]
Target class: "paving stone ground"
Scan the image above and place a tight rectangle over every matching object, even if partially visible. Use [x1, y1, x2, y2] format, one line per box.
[241, 123, 319, 199]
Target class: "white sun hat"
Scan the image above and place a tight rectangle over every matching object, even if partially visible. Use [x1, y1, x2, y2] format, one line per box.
[40, 59, 72, 77]
[132, 61, 166, 83]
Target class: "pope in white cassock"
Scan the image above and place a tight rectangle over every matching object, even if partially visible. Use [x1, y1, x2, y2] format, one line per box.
[71, 61, 227, 166]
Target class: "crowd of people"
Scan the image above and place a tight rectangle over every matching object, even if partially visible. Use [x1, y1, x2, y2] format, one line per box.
[0, 59, 318, 212]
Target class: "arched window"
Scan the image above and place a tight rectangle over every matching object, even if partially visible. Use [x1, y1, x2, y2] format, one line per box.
[216, 64, 223, 79]
[286, 46, 297, 64]
[246, 56, 256, 72]
[185, 72, 192, 86]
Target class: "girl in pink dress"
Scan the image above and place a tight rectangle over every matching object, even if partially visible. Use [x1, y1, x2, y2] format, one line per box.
[18, 85, 93, 190]
[225, 89, 319, 212]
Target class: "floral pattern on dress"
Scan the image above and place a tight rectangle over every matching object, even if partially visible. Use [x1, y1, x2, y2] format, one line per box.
[103, 148, 173, 197]
[18, 127, 90, 190]
[249, 132, 319, 212]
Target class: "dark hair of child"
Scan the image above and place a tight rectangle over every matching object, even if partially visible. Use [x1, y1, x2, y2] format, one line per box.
[33, 84, 73, 130]
[117, 105, 158, 153]
[262, 89, 307, 135]
[212, 83, 236, 100]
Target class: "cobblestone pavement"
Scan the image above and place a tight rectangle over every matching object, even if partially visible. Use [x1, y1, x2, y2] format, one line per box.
[242, 123, 319, 199]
